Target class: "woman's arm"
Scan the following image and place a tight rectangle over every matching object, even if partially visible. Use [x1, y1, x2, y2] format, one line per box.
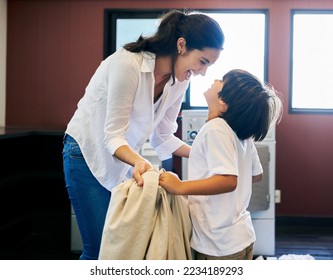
[114, 145, 152, 186]
[159, 171, 237, 195]
[172, 143, 191, 158]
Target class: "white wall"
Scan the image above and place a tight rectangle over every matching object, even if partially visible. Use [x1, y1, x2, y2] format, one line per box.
[0, 0, 7, 127]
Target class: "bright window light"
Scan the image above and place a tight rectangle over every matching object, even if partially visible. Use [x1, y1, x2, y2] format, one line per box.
[116, 19, 158, 50]
[190, 12, 266, 107]
[291, 11, 333, 113]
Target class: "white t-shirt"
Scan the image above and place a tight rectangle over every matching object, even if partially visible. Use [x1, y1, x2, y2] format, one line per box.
[188, 117, 263, 256]
[65, 49, 189, 191]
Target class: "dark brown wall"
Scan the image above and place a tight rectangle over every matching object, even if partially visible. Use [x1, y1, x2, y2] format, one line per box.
[6, 0, 333, 217]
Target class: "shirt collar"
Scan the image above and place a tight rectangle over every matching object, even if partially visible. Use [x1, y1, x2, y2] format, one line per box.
[141, 52, 156, 73]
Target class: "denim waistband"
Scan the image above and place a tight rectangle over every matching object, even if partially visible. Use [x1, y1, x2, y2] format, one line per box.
[63, 133, 76, 142]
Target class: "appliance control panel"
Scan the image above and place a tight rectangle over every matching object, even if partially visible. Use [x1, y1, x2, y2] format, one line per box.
[181, 110, 208, 144]
[181, 109, 276, 143]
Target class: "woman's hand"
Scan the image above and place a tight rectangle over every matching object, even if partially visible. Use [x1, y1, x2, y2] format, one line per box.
[114, 145, 152, 186]
[133, 159, 152, 186]
[159, 171, 182, 194]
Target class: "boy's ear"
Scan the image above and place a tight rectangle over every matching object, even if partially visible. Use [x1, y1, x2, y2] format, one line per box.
[218, 99, 225, 105]
[218, 99, 228, 112]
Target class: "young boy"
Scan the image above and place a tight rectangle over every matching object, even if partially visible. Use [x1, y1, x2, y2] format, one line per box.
[159, 69, 283, 260]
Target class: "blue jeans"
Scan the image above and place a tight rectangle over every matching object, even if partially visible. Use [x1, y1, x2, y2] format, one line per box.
[62, 134, 111, 260]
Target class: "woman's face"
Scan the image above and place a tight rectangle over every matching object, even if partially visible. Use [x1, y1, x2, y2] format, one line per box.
[174, 47, 221, 82]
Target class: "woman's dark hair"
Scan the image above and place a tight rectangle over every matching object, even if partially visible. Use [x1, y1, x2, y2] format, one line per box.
[123, 9, 225, 83]
[219, 69, 283, 141]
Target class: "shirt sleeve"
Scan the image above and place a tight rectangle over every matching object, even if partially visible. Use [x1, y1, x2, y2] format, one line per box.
[203, 122, 239, 176]
[150, 82, 188, 161]
[102, 52, 141, 155]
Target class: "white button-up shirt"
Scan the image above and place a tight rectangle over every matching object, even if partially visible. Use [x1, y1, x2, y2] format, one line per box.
[66, 49, 189, 191]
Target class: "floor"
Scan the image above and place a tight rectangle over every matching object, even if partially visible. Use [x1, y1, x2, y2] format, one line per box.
[0, 213, 332, 260]
[273, 217, 333, 260]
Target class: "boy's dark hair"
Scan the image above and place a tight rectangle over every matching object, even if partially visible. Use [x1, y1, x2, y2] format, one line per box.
[219, 69, 283, 141]
[123, 9, 225, 84]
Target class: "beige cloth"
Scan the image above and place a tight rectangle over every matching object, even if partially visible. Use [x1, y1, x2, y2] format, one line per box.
[98, 168, 192, 260]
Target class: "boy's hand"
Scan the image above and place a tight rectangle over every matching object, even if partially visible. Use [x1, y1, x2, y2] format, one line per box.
[159, 171, 182, 194]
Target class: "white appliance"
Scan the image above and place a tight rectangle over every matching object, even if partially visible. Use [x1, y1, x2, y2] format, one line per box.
[140, 141, 162, 170]
[181, 109, 276, 256]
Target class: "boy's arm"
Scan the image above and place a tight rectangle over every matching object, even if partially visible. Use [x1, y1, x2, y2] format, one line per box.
[159, 171, 237, 195]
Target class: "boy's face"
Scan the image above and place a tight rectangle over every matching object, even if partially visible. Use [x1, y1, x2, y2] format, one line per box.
[204, 80, 228, 115]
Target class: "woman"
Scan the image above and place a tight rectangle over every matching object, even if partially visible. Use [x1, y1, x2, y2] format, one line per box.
[63, 9, 224, 260]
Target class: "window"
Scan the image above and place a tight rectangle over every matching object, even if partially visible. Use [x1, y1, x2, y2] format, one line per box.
[104, 9, 268, 109]
[104, 9, 163, 58]
[188, 11, 267, 108]
[290, 10, 333, 114]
